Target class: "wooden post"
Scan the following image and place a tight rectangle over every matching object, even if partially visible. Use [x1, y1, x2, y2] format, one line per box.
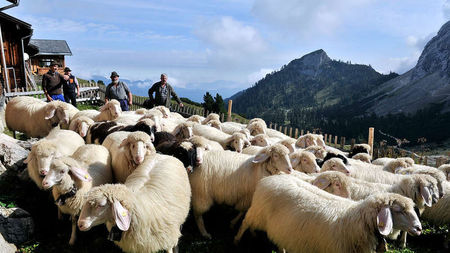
[324, 134, 328, 145]
[340, 137, 345, 149]
[274, 123, 277, 131]
[334, 136, 338, 147]
[351, 138, 356, 150]
[368, 127, 374, 157]
[301, 129, 304, 136]
[295, 128, 299, 139]
[221, 113, 224, 122]
[227, 100, 232, 122]
[284, 126, 287, 135]
[269, 123, 272, 129]
[307, 130, 310, 134]
[289, 127, 293, 137]
[279, 125, 282, 132]
[424, 156, 428, 166]
[328, 135, 332, 145]
[312, 129, 316, 134]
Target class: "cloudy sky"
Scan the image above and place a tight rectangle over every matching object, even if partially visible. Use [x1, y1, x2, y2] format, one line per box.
[4, 0, 450, 98]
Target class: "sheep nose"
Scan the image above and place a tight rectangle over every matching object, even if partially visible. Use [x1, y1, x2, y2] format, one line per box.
[39, 170, 48, 175]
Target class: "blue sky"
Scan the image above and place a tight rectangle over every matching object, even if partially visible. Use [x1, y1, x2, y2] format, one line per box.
[4, 0, 450, 100]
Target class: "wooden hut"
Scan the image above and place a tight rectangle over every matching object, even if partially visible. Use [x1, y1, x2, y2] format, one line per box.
[28, 39, 72, 75]
[0, 10, 33, 92]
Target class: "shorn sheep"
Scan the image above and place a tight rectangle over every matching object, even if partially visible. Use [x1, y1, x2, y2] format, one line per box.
[189, 144, 292, 238]
[24, 129, 85, 188]
[235, 174, 422, 253]
[102, 131, 155, 183]
[77, 154, 191, 253]
[41, 144, 112, 245]
[6, 96, 75, 137]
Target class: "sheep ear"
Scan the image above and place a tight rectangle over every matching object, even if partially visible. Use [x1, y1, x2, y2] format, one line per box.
[253, 152, 270, 163]
[172, 126, 181, 137]
[99, 104, 108, 112]
[377, 206, 393, 236]
[24, 153, 33, 164]
[146, 142, 155, 153]
[113, 200, 131, 231]
[313, 178, 331, 190]
[69, 167, 92, 182]
[119, 138, 129, 148]
[45, 106, 56, 119]
[420, 185, 432, 207]
[297, 138, 305, 148]
[305, 138, 313, 147]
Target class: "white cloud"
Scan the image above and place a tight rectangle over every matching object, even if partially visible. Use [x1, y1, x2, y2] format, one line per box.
[251, 0, 372, 38]
[444, 0, 450, 19]
[247, 68, 274, 85]
[194, 16, 268, 66]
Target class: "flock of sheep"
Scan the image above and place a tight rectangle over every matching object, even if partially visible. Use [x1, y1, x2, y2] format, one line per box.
[4, 96, 450, 253]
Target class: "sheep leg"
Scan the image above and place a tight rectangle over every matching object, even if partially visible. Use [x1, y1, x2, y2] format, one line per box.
[400, 231, 407, 248]
[229, 211, 244, 229]
[68, 215, 77, 245]
[194, 212, 211, 239]
[234, 219, 249, 244]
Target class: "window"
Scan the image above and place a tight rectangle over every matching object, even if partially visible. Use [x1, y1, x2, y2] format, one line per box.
[38, 59, 53, 67]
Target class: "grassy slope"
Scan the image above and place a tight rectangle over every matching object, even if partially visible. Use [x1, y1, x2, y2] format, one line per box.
[1, 105, 448, 253]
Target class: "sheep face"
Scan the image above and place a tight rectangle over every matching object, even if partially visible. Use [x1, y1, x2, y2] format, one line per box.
[304, 145, 327, 159]
[174, 124, 193, 140]
[227, 133, 251, 153]
[78, 185, 131, 232]
[45, 103, 70, 126]
[296, 134, 317, 148]
[42, 158, 92, 190]
[187, 115, 202, 124]
[290, 151, 320, 173]
[388, 202, 422, 236]
[122, 139, 154, 165]
[254, 144, 292, 174]
[101, 100, 122, 119]
[312, 172, 350, 198]
[154, 106, 170, 118]
[278, 139, 296, 153]
[25, 141, 61, 176]
[385, 160, 409, 173]
[206, 120, 222, 131]
[176, 142, 198, 173]
[250, 134, 269, 147]
[247, 122, 266, 136]
[321, 158, 350, 175]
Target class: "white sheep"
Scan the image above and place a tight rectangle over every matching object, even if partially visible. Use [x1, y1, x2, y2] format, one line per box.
[395, 165, 447, 199]
[438, 164, 450, 181]
[246, 120, 267, 136]
[24, 128, 85, 188]
[205, 119, 222, 130]
[352, 153, 372, 163]
[68, 115, 94, 138]
[102, 131, 155, 183]
[242, 145, 264, 155]
[201, 113, 220, 124]
[187, 115, 205, 124]
[189, 144, 292, 238]
[220, 121, 245, 135]
[77, 154, 191, 253]
[290, 150, 321, 173]
[304, 145, 327, 159]
[235, 174, 422, 253]
[6, 96, 75, 137]
[250, 134, 282, 147]
[41, 144, 112, 245]
[372, 157, 415, 167]
[72, 99, 122, 122]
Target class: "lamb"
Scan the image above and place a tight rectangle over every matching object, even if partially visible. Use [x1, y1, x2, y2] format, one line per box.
[235, 174, 422, 253]
[190, 144, 292, 238]
[290, 150, 321, 173]
[352, 153, 372, 163]
[438, 164, 450, 181]
[41, 144, 112, 245]
[68, 116, 94, 138]
[102, 131, 155, 183]
[77, 154, 191, 253]
[304, 145, 327, 159]
[24, 128, 85, 188]
[395, 166, 447, 199]
[86, 119, 156, 145]
[6, 96, 75, 137]
[73, 99, 122, 122]
[201, 113, 220, 124]
[156, 139, 198, 173]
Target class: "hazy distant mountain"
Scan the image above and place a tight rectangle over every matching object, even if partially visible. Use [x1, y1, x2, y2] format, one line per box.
[361, 20, 450, 115]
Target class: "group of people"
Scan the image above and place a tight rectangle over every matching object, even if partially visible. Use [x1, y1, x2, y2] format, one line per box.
[42, 61, 184, 111]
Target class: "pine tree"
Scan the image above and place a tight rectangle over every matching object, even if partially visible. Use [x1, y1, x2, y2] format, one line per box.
[202, 92, 215, 112]
[213, 93, 226, 113]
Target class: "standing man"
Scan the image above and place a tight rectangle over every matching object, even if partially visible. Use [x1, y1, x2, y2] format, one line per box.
[105, 71, 132, 111]
[63, 67, 79, 107]
[148, 73, 183, 109]
[42, 61, 66, 102]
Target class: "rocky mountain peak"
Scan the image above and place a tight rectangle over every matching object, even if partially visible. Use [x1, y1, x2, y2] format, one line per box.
[411, 20, 450, 81]
[287, 49, 331, 77]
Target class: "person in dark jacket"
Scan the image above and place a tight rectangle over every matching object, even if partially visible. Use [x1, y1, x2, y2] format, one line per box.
[63, 67, 79, 107]
[148, 73, 183, 109]
[42, 61, 66, 102]
[105, 71, 132, 111]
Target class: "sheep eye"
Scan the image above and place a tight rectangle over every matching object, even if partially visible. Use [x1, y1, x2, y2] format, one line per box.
[60, 171, 64, 174]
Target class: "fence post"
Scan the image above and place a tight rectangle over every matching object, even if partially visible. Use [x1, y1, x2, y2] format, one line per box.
[221, 113, 224, 122]
[284, 126, 287, 135]
[368, 127, 374, 157]
[328, 135, 332, 145]
[424, 156, 428, 166]
[324, 134, 328, 145]
[334, 136, 338, 147]
[295, 128, 299, 139]
[351, 138, 356, 150]
[227, 100, 232, 122]
[279, 125, 283, 132]
[301, 129, 304, 136]
[269, 123, 272, 129]
[289, 127, 293, 137]
[340, 137, 345, 149]
[307, 130, 310, 134]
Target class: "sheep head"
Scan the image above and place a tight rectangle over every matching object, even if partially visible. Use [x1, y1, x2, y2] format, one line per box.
[70, 116, 94, 138]
[24, 140, 62, 177]
[246, 121, 266, 136]
[101, 99, 122, 120]
[367, 193, 421, 237]
[304, 145, 327, 159]
[78, 184, 132, 232]
[296, 134, 317, 148]
[44, 101, 70, 126]
[42, 157, 92, 190]
[225, 132, 250, 153]
[120, 131, 155, 166]
[206, 120, 222, 131]
[277, 139, 297, 153]
[312, 171, 350, 198]
[187, 115, 203, 124]
[250, 134, 270, 147]
[153, 106, 170, 118]
[290, 151, 320, 173]
[202, 113, 220, 124]
[172, 122, 194, 140]
[253, 144, 292, 174]
[384, 160, 409, 173]
[188, 136, 212, 166]
[321, 158, 350, 175]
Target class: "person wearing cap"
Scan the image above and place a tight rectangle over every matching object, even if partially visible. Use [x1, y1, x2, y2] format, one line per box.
[63, 67, 80, 107]
[42, 61, 67, 102]
[105, 71, 132, 111]
[148, 73, 183, 109]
